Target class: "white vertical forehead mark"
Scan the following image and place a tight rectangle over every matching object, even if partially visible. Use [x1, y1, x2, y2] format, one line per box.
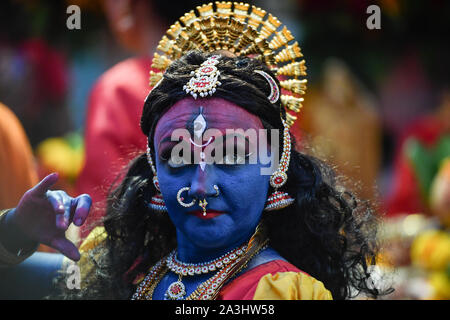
[193, 107, 207, 139]
[192, 107, 207, 171]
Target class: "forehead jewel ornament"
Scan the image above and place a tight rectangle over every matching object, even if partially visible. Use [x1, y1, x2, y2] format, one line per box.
[148, 1, 308, 129]
[183, 55, 222, 99]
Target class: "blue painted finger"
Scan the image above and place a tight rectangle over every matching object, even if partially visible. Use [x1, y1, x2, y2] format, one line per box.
[50, 237, 80, 261]
[72, 194, 92, 227]
[32, 173, 59, 196]
[46, 190, 65, 214]
[54, 192, 71, 230]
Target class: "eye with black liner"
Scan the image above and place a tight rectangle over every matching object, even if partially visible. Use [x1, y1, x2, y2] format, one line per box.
[158, 147, 172, 161]
[235, 58, 249, 68]
[214, 138, 252, 166]
[159, 146, 187, 169]
[223, 145, 248, 165]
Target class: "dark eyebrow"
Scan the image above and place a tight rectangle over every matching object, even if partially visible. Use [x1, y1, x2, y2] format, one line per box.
[202, 133, 250, 152]
[160, 136, 174, 144]
[158, 128, 192, 145]
[157, 136, 182, 152]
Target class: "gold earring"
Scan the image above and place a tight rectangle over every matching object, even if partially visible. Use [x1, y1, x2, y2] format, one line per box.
[264, 122, 295, 211]
[146, 143, 167, 213]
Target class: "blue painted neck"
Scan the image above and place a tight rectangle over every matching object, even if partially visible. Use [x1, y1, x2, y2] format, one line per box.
[175, 228, 253, 264]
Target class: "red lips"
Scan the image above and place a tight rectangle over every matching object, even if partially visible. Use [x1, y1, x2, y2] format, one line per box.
[188, 210, 225, 219]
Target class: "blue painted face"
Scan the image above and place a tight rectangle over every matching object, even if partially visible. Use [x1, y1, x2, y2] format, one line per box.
[153, 97, 271, 262]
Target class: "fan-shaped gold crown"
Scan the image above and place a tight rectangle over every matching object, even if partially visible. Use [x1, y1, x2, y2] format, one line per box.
[149, 2, 307, 128]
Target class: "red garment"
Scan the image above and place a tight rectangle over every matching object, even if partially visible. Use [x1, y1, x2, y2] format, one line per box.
[218, 259, 303, 300]
[76, 57, 152, 238]
[385, 115, 446, 216]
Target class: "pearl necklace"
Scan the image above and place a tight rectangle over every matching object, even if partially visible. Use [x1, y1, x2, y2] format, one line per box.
[164, 243, 247, 300]
[166, 244, 247, 276]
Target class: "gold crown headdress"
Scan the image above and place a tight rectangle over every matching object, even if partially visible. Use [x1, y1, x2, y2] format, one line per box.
[149, 1, 307, 129]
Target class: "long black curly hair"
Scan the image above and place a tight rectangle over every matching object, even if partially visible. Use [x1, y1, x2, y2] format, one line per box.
[59, 51, 391, 300]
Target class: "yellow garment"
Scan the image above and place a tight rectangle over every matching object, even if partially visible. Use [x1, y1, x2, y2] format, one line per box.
[253, 271, 332, 300]
[79, 226, 107, 253]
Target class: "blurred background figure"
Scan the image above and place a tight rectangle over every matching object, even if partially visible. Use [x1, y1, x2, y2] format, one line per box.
[299, 58, 382, 203]
[0, 103, 38, 209]
[0, 0, 448, 299]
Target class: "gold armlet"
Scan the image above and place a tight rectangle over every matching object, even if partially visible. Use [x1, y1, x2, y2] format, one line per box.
[0, 209, 38, 266]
